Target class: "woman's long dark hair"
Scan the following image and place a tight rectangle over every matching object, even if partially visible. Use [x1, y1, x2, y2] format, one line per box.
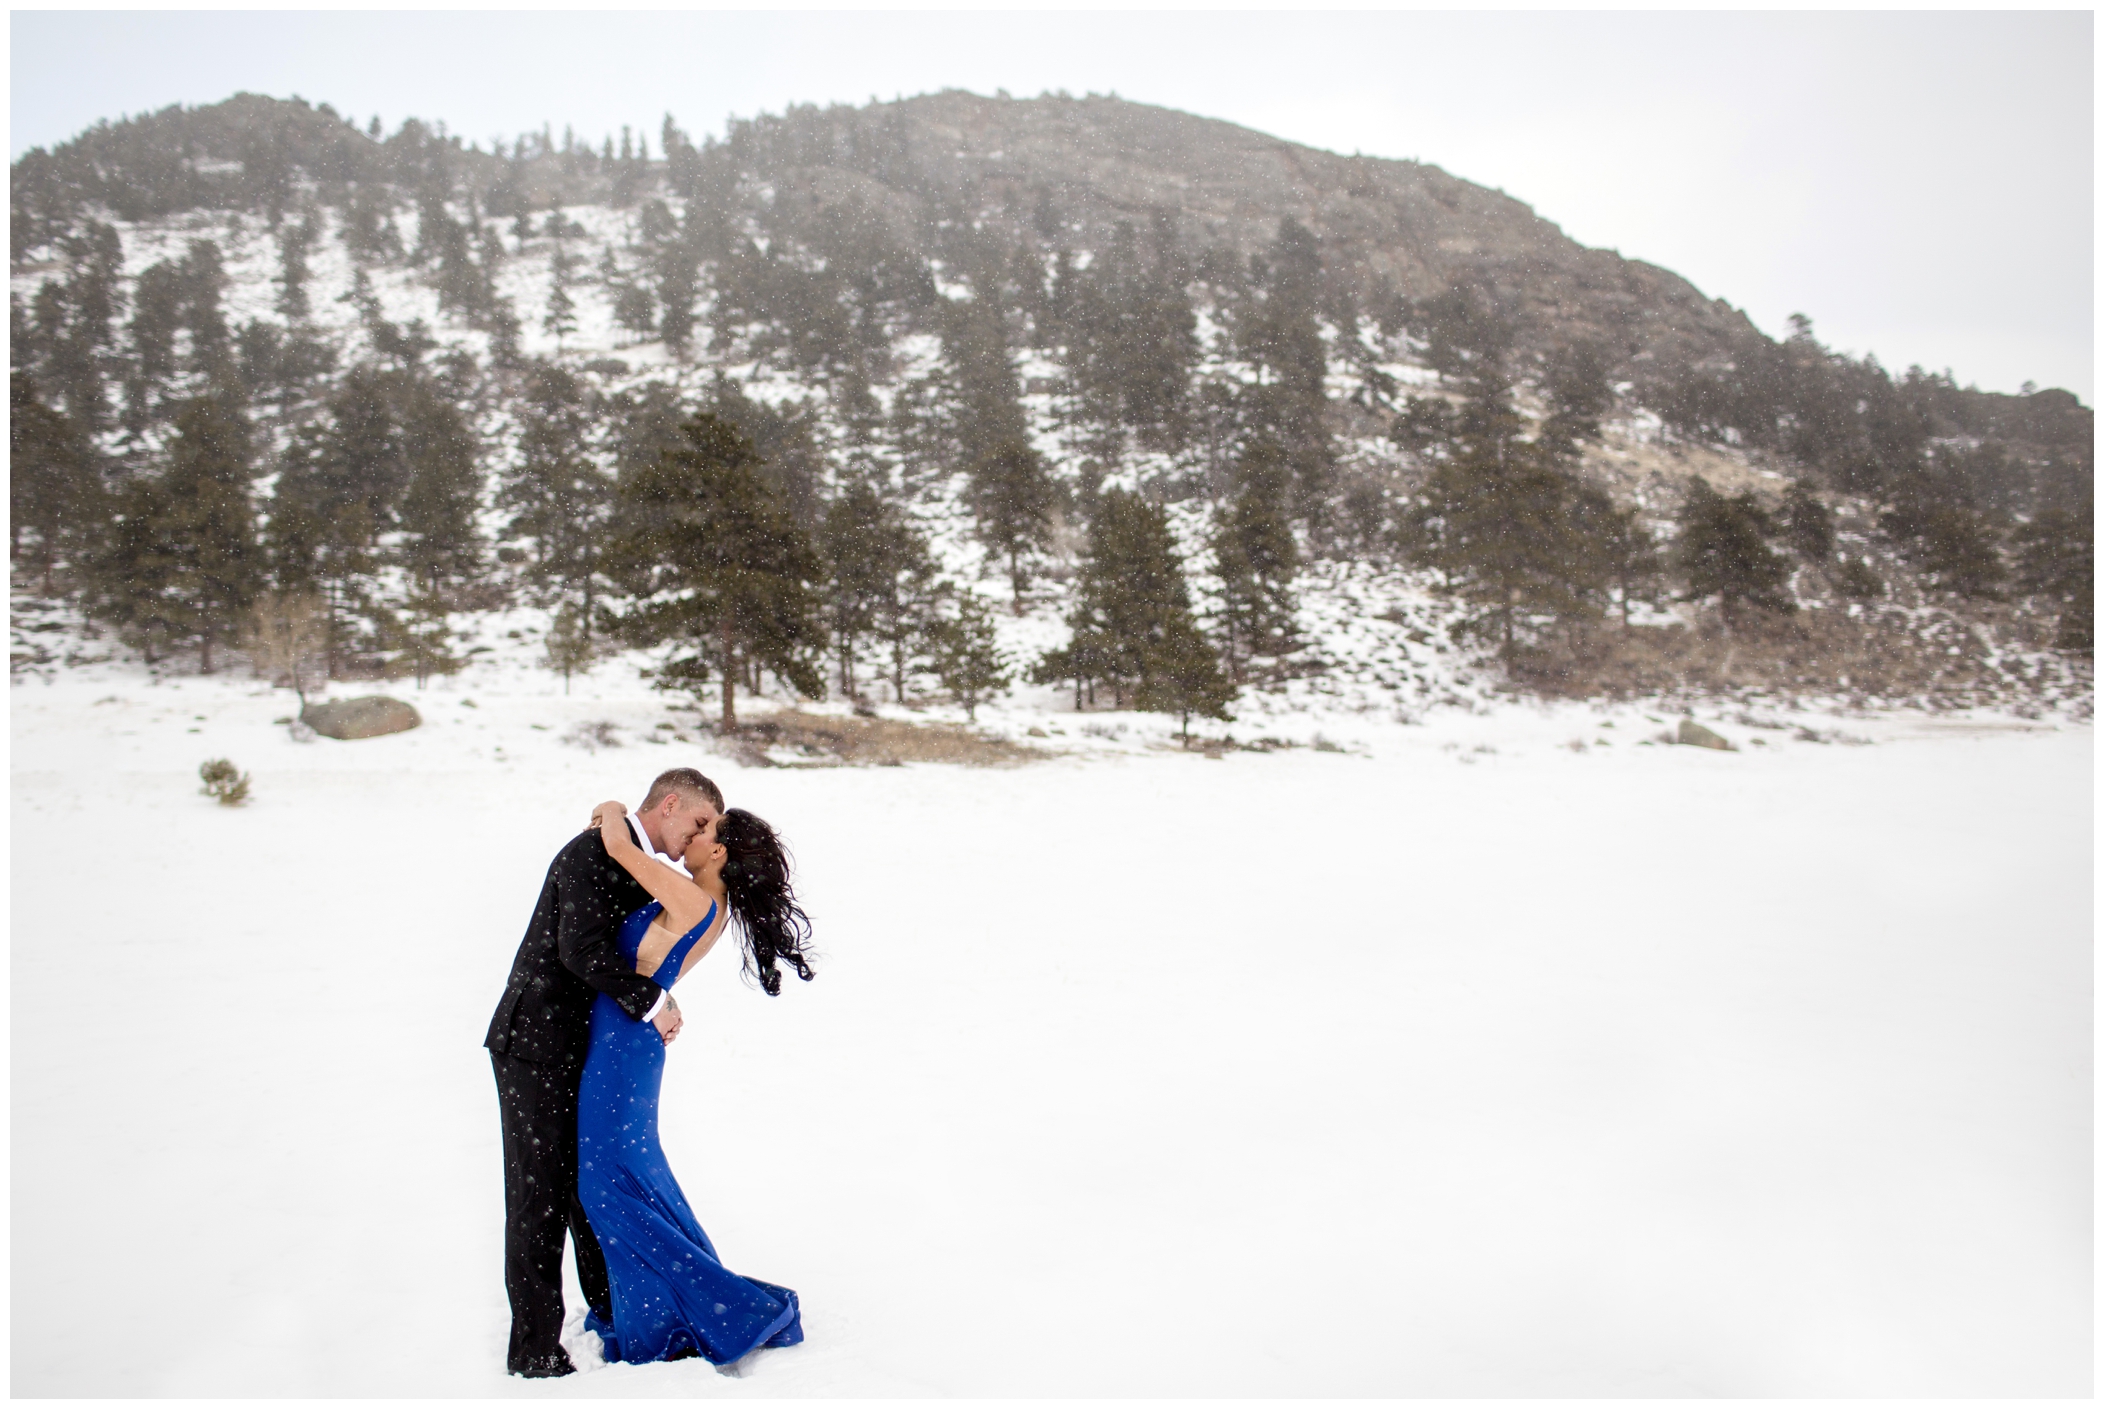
[715, 808, 816, 996]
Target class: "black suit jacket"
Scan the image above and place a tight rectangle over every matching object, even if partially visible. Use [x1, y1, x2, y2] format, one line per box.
[485, 827, 664, 1066]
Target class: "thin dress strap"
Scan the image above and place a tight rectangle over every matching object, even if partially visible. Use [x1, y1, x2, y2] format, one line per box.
[650, 899, 719, 986]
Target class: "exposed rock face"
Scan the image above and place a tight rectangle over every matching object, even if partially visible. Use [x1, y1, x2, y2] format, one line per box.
[301, 696, 421, 740]
[753, 91, 1765, 369]
[1676, 719, 1735, 750]
[13, 89, 1761, 377]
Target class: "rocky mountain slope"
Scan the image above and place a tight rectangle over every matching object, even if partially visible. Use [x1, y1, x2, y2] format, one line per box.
[9, 91, 2091, 729]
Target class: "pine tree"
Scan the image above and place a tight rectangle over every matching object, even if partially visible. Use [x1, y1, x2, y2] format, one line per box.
[928, 592, 1011, 721]
[1402, 371, 1608, 648]
[1536, 342, 1615, 463]
[87, 473, 185, 664]
[275, 215, 314, 322]
[394, 381, 483, 596]
[1677, 479, 1792, 630]
[930, 290, 1055, 605]
[614, 282, 656, 343]
[1779, 480, 1834, 562]
[264, 368, 406, 677]
[1238, 219, 1334, 526]
[126, 260, 185, 428]
[869, 512, 942, 705]
[967, 437, 1057, 613]
[499, 364, 615, 661]
[543, 239, 577, 350]
[2012, 506, 2093, 652]
[1880, 479, 2007, 600]
[385, 587, 463, 688]
[610, 412, 826, 730]
[1599, 503, 1666, 627]
[656, 206, 704, 356]
[181, 240, 235, 386]
[1056, 489, 1231, 734]
[10, 373, 95, 593]
[1210, 439, 1299, 681]
[818, 478, 891, 700]
[1062, 218, 1197, 451]
[1137, 610, 1235, 743]
[155, 394, 262, 672]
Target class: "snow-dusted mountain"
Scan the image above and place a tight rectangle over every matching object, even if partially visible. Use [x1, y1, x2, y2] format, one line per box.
[10, 91, 2091, 732]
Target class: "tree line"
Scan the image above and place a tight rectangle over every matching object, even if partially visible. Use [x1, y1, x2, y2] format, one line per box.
[10, 92, 2092, 725]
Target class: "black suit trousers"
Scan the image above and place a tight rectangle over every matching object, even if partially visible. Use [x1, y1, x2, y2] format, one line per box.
[491, 1051, 613, 1371]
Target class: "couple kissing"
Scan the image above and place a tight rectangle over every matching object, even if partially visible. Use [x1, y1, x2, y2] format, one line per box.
[484, 766, 815, 1377]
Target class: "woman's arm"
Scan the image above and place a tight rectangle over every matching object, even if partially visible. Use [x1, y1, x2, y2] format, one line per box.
[593, 803, 718, 933]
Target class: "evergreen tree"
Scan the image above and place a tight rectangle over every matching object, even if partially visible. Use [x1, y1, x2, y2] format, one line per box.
[180, 240, 236, 386]
[10, 373, 95, 593]
[1415, 283, 1515, 387]
[1062, 217, 1197, 450]
[87, 473, 185, 664]
[1598, 503, 1666, 627]
[125, 259, 185, 428]
[2012, 505, 2094, 652]
[385, 587, 463, 688]
[393, 380, 483, 596]
[927, 592, 1011, 721]
[80, 396, 255, 668]
[614, 282, 657, 343]
[1676, 479, 1792, 630]
[610, 412, 826, 730]
[1401, 370, 1610, 648]
[818, 478, 892, 700]
[1053, 489, 1230, 735]
[706, 376, 827, 530]
[156, 395, 262, 672]
[1238, 218, 1335, 526]
[1389, 396, 1459, 458]
[1536, 342, 1615, 463]
[1779, 480, 1835, 562]
[867, 508, 942, 705]
[656, 206, 704, 356]
[1880, 480, 2007, 600]
[499, 364, 615, 658]
[264, 367, 407, 676]
[967, 437, 1057, 613]
[1210, 439, 1300, 681]
[543, 239, 578, 350]
[1137, 607, 1236, 743]
[26, 233, 122, 438]
[343, 180, 401, 261]
[275, 215, 314, 321]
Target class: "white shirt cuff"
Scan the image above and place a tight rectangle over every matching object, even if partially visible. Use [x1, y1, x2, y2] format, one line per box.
[642, 990, 668, 1023]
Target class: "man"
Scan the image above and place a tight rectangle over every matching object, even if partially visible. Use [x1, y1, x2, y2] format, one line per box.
[485, 766, 725, 1378]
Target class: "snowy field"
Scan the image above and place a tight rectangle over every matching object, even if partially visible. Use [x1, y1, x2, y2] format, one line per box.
[10, 667, 2092, 1396]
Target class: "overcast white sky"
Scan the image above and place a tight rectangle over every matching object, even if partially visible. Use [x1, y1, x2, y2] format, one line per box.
[10, 9, 2093, 401]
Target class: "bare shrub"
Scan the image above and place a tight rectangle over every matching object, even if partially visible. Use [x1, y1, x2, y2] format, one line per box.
[199, 758, 252, 807]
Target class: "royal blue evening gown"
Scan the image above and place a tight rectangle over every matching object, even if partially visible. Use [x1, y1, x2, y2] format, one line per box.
[578, 900, 804, 1366]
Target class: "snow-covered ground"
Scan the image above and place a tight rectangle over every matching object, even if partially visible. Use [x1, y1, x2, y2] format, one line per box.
[10, 659, 2091, 1396]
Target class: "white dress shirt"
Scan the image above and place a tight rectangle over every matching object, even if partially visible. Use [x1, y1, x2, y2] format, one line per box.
[622, 812, 687, 1024]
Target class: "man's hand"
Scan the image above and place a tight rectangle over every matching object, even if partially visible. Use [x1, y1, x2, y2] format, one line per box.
[652, 994, 683, 1045]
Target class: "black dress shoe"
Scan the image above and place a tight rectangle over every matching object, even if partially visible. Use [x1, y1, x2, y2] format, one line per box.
[510, 1352, 577, 1378]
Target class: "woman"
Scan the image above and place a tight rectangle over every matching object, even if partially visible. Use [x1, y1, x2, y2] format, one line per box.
[575, 800, 816, 1371]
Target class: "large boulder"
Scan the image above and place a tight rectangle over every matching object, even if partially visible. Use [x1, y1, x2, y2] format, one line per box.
[302, 695, 421, 740]
[1676, 719, 1735, 751]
